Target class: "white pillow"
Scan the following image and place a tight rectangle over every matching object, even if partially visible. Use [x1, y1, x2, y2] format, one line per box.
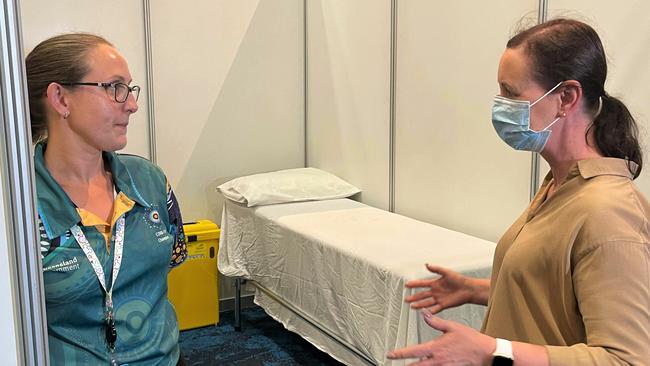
[217, 168, 360, 207]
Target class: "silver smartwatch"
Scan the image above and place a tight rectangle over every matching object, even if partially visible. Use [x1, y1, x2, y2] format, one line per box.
[491, 338, 514, 366]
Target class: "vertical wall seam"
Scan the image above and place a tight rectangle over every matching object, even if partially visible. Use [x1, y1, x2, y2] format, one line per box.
[0, 0, 49, 364]
[143, 0, 157, 164]
[530, 0, 549, 201]
[389, 0, 397, 212]
[304, 0, 308, 168]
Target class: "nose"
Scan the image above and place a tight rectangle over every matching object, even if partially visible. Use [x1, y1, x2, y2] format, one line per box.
[125, 92, 139, 114]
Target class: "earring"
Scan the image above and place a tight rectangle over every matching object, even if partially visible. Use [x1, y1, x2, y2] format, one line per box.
[63, 111, 70, 119]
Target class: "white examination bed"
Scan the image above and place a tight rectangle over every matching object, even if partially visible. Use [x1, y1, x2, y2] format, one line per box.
[218, 198, 496, 366]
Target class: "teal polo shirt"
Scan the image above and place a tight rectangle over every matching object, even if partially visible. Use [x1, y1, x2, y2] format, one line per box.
[34, 142, 187, 365]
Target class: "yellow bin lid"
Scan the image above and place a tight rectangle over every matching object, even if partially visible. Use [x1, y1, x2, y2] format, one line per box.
[183, 219, 220, 241]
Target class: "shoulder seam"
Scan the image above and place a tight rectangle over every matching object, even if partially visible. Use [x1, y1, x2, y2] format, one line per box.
[574, 240, 650, 264]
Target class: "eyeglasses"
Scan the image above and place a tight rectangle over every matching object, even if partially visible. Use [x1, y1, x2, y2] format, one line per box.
[59, 82, 140, 103]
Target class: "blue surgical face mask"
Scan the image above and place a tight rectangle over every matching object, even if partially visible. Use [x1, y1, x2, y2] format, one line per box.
[491, 82, 564, 153]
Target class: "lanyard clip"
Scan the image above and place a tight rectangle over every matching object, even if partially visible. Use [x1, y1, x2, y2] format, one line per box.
[105, 311, 117, 353]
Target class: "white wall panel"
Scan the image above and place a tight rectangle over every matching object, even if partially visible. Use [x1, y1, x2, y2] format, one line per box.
[152, 0, 305, 223]
[0, 168, 19, 365]
[20, 1, 150, 158]
[395, 1, 538, 242]
[539, 2, 650, 197]
[151, 1, 304, 301]
[306, 0, 391, 210]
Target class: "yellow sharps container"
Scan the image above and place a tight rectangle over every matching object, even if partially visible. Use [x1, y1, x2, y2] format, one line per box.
[167, 219, 220, 330]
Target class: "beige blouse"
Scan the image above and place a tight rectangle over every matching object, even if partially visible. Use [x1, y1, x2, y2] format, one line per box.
[482, 157, 650, 365]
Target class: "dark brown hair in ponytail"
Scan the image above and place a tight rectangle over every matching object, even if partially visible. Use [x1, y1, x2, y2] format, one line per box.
[507, 18, 642, 178]
[592, 94, 642, 178]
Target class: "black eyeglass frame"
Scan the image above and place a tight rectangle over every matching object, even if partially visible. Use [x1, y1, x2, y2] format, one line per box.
[59, 82, 140, 103]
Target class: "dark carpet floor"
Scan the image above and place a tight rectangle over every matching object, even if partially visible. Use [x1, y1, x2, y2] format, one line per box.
[179, 307, 346, 366]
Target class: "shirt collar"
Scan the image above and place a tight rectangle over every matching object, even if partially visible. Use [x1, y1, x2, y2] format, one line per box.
[575, 157, 637, 180]
[34, 142, 150, 239]
[103, 151, 151, 208]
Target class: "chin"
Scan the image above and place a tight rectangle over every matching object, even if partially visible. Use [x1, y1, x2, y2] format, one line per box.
[104, 139, 128, 152]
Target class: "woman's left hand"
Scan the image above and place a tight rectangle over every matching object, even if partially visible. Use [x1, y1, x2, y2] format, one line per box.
[387, 309, 495, 366]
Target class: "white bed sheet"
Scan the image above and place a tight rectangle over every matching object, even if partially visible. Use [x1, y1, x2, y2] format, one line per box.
[218, 198, 496, 366]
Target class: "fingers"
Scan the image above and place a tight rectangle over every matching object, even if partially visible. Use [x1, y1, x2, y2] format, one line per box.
[405, 264, 449, 288]
[387, 315, 461, 365]
[409, 298, 437, 309]
[405, 279, 434, 288]
[411, 298, 444, 314]
[426, 304, 443, 315]
[421, 309, 451, 333]
[387, 342, 435, 360]
[387, 312, 454, 360]
[405, 290, 433, 303]
[425, 263, 451, 276]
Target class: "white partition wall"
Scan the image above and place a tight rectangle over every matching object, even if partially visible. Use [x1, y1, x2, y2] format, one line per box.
[394, 1, 539, 242]
[0, 169, 19, 365]
[306, 0, 392, 210]
[151, 1, 305, 301]
[152, 0, 305, 223]
[20, 1, 151, 158]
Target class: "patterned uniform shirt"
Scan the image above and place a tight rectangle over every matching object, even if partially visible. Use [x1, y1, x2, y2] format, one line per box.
[35, 142, 188, 366]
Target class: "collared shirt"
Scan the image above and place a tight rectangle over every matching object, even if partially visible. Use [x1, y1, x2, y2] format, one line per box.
[35, 142, 187, 365]
[482, 157, 650, 365]
[76, 190, 134, 248]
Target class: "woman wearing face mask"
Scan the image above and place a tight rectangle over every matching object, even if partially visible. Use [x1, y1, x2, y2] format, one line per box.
[387, 19, 650, 365]
[27, 33, 187, 365]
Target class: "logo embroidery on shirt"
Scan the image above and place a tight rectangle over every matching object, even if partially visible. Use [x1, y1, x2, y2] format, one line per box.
[155, 230, 172, 244]
[142, 206, 171, 244]
[148, 210, 161, 224]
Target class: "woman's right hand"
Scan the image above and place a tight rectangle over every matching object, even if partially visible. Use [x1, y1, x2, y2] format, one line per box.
[404, 264, 483, 314]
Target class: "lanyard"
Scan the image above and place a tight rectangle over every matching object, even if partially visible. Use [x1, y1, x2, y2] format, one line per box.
[70, 215, 125, 356]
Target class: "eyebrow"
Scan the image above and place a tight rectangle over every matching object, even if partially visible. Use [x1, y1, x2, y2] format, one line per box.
[106, 75, 133, 84]
[499, 82, 519, 96]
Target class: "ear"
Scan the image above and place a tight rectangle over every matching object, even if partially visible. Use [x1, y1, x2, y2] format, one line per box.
[45, 82, 71, 118]
[558, 80, 582, 117]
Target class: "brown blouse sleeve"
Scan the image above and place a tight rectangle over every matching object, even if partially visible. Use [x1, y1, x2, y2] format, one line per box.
[546, 241, 650, 365]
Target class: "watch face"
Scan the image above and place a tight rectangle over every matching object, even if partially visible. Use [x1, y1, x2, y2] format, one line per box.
[492, 355, 514, 366]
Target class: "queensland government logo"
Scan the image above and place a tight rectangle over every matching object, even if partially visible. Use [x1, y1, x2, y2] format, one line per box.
[43, 256, 80, 272]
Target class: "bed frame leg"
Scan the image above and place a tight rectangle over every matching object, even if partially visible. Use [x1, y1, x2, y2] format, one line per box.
[234, 277, 242, 331]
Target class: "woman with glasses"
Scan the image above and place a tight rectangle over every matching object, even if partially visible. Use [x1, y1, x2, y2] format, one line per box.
[387, 18, 650, 366]
[26, 33, 187, 366]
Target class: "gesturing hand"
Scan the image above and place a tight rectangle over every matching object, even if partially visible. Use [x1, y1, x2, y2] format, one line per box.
[404, 264, 475, 314]
[387, 309, 494, 366]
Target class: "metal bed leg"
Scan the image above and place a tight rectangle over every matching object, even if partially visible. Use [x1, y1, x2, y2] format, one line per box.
[234, 277, 242, 331]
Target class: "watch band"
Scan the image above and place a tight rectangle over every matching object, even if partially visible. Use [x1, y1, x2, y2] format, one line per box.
[492, 338, 513, 366]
